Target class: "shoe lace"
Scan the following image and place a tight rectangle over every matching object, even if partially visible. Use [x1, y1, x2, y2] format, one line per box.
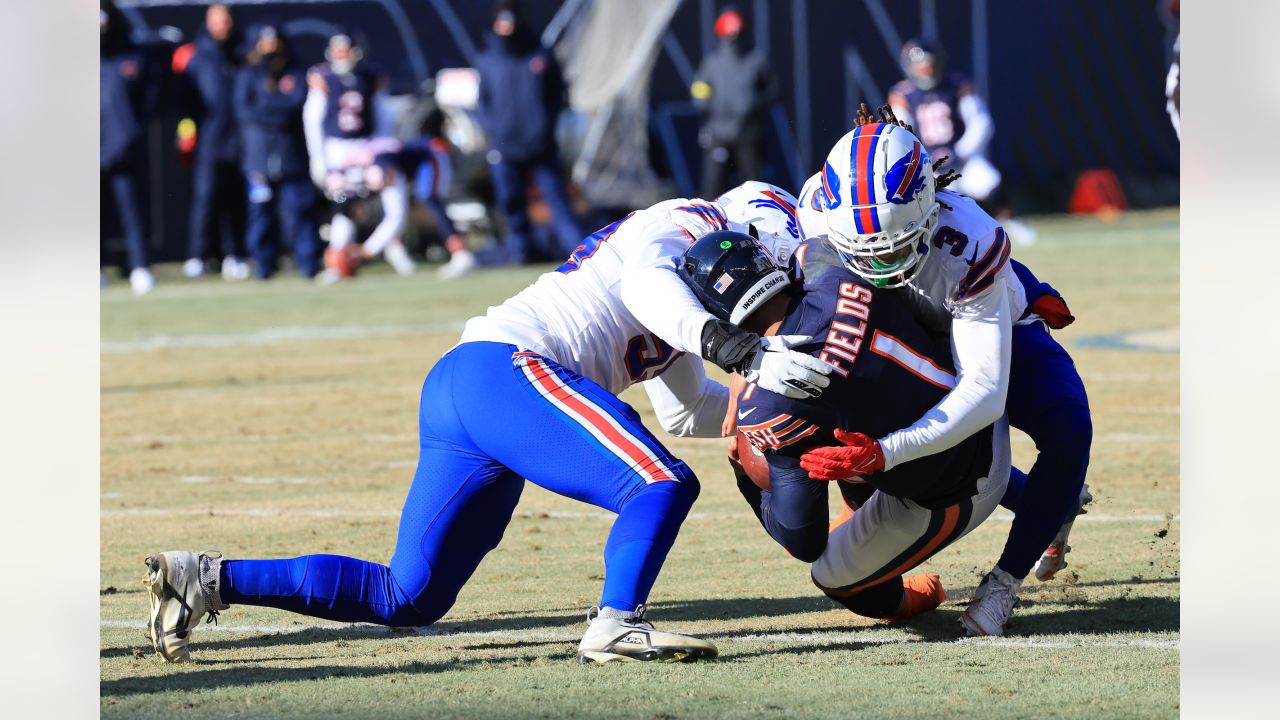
[625, 604, 655, 629]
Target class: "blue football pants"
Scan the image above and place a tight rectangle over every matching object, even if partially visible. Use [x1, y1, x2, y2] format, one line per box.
[999, 322, 1093, 578]
[219, 342, 699, 626]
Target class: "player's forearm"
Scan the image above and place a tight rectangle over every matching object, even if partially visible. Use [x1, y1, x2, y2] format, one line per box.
[878, 298, 1011, 470]
[620, 265, 716, 356]
[878, 374, 1005, 469]
[644, 374, 728, 439]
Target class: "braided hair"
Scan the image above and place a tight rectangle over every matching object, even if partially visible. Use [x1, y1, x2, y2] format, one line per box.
[851, 102, 962, 203]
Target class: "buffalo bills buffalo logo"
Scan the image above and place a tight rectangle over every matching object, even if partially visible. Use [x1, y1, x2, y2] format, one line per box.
[821, 161, 842, 210]
[884, 141, 928, 204]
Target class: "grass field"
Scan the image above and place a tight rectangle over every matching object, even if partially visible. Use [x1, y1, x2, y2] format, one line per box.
[101, 208, 1179, 719]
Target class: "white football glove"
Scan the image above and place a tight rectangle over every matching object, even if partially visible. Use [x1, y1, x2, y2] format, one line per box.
[742, 335, 831, 399]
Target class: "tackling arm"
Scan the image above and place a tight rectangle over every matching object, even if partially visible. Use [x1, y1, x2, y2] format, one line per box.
[642, 353, 729, 438]
[617, 221, 719, 356]
[877, 280, 1012, 471]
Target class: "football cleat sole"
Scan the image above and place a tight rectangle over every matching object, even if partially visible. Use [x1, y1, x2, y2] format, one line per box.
[577, 646, 718, 664]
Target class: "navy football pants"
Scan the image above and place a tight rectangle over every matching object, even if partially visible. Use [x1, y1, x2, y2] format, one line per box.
[220, 342, 699, 625]
[999, 322, 1093, 578]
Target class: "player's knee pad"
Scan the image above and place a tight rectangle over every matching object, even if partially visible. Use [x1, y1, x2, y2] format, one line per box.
[382, 600, 450, 628]
[384, 571, 457, 628]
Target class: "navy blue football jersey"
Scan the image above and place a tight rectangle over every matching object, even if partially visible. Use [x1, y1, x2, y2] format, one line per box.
[889, 72, 974, 164]
[313, 63, 381, 139]
[737, 238, 993, 508]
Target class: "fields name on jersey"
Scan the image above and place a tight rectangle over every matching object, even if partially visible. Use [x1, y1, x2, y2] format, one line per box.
[818, 283, 873, 378]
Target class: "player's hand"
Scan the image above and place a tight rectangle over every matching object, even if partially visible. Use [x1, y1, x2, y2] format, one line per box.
[798, 430, 885, 481]
[742, 335, 831, 399]
[1031, 294, 1075, 329]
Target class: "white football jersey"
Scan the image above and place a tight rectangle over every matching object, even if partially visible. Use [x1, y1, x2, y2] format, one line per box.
[459, 198, 746, 395]
[907, 190, 1027, 322]
[795, 181, 1026, 324]
[796, 172, 828, 240]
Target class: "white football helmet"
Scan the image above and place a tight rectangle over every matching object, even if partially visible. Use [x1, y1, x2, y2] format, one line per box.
[795, 172, 828, 240]
[820, 122, 938, 288]
[715, 181, 803, 266]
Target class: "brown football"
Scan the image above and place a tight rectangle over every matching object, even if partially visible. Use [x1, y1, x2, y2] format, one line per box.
[733, 430, 772, 491]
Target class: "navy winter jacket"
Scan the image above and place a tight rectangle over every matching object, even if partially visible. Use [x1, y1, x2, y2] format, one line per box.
[474, 32, 566, 162]
[234, 60, 309, 180]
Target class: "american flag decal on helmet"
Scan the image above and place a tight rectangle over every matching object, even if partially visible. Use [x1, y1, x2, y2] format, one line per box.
[713, 272, 734, 294]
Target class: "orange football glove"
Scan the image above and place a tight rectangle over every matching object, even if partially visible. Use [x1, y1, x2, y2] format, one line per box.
[1031, 294, 1075, 329]
[798, 429, 885, 481]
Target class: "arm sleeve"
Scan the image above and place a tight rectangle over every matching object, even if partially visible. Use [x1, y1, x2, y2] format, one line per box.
[641, 353, 729, 438]
[617, 220, 717, 355]
[954, 93, 994, 161]
[877, 279, 1012, 470]
[302, 87, 328, 183]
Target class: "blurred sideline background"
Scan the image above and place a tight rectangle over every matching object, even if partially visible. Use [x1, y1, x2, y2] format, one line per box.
[104, 0, 1179, 269]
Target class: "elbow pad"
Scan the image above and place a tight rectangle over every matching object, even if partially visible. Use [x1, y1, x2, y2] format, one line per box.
[701, 319, 758, 374]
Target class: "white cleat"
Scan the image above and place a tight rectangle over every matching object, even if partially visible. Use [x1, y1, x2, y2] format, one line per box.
[221, 256, 250, 281]
[315, 268, 345, 286]
[1034, 483, 1094, 582]
[144, 550, 228, 662]
[577, 606, 717, 664]
[437, 249, 478, 280]
[130, 267, 156, 295]
[182, 258, 205, 278]
[384, 241, 417, 276]
[959, 567, 1022, 637]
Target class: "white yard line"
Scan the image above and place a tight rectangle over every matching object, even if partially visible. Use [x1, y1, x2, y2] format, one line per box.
[99, 619, 1177, 650]
[102, 322, 464, 353]
[99, 507, 1180, 523]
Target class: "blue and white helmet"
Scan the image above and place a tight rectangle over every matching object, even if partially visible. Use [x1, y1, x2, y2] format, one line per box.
[715, 181, 803, 267]
[820, 121, 938, 288]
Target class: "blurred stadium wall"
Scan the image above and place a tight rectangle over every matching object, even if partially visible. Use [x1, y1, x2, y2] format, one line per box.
[114, 0, 1178, 262]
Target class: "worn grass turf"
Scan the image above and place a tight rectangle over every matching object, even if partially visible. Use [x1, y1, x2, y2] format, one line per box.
[101, 208, 1179, 719]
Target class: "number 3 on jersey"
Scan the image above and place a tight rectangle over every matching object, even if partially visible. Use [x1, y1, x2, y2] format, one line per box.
[624, 333, 681, 382]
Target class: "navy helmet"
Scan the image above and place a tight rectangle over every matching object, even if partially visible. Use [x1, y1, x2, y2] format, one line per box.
[678, 230, 790, 324]
[900, 38, 946, 90]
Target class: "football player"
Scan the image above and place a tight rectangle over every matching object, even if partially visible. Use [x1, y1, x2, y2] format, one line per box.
[794, 106, 1093, 636]
[143, 196, 830, 664]
[682, 232, 1008, 623]
[304, 33, 416, 278]
[887, 39, 999, 203]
